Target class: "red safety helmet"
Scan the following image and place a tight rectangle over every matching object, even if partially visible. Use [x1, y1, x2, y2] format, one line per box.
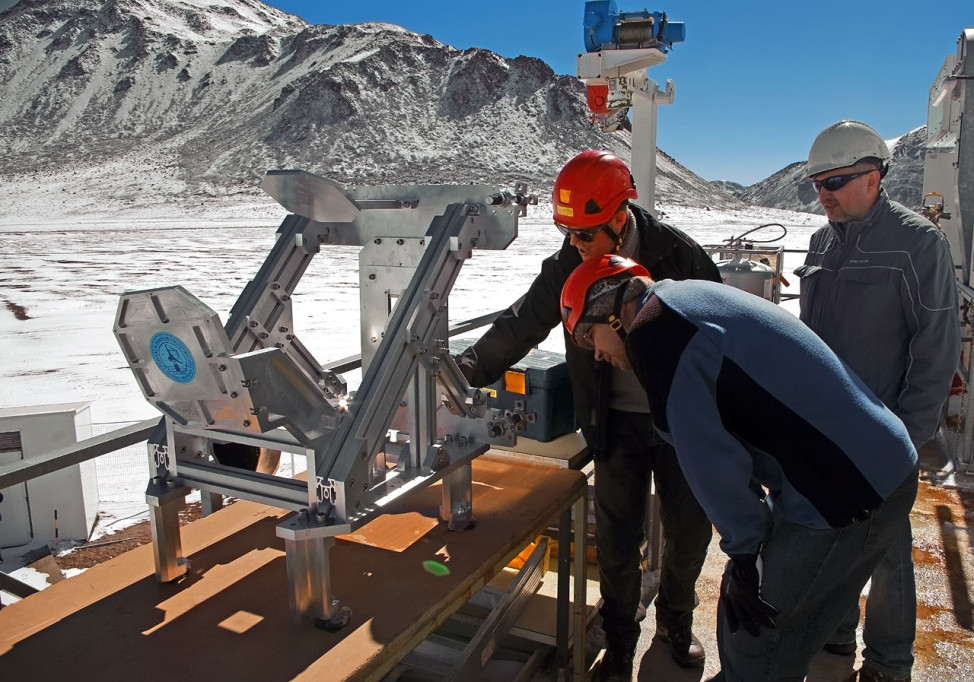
[552, 150, 638, 229]
[560, 255, 650, 344]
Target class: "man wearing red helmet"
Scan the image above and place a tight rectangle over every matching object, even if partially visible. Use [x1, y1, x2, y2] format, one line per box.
[561, 255, 919, 682]
[457, 149, 720, 680]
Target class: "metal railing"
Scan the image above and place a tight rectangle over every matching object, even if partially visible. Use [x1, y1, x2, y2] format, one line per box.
[0, 312, 505, 494]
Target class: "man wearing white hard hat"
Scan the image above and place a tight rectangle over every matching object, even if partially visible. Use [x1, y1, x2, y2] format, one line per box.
[796, 120, 960, 682]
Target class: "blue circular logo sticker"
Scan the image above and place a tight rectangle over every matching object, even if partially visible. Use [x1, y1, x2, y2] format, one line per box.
[150, 332, 196, 384]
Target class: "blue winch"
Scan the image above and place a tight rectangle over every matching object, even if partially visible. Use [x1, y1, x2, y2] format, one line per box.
[583, 0, 685, 53]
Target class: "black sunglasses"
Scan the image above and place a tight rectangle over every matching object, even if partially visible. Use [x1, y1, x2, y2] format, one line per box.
[811, 170, 875, 193]
[555, 223, 603, 242]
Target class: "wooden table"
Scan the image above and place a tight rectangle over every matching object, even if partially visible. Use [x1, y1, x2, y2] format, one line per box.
[0, 456, 587, 681]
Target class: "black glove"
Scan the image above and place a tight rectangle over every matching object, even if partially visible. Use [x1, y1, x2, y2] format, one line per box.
[720, 553, 778, 637]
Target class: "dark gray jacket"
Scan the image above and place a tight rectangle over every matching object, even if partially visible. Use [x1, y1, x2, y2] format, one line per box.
[796, 189, 959, 447]
[456, 203, 721, 458]
[627, 279, 917, 555]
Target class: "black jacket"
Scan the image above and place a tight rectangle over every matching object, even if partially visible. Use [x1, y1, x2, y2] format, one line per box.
[457, 203, 721, 458]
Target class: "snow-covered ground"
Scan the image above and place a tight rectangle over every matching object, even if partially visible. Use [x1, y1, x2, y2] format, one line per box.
[0, 201, 823, 591]
[0, 202, 821, 421]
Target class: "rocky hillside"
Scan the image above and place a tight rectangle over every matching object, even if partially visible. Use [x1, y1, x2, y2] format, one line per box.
[709, 179, 746, 198]
[0, 0, 745, 222]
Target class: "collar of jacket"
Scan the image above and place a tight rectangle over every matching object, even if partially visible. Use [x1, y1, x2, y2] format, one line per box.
[827, 187, 890, 242]
[631, 204, 675, 269]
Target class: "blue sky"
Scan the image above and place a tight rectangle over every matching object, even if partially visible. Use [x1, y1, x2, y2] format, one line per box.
[265, 1, 969, 185]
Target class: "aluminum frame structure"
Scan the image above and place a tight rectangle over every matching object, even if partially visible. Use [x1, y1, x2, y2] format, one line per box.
[924, 28, 974, 476]
[113, 170, 535, 621]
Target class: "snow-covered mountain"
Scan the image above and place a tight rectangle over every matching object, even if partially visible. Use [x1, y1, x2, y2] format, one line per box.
[0, 0, 925, 223]
[0, 0, 747, 223]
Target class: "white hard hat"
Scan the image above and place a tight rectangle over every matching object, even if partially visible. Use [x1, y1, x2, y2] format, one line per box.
[806, 120, 890, 178]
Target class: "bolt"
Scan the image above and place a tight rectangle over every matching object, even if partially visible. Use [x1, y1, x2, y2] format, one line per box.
[270, 282, 280, 290]
[396, 239, 404, 245]
[230, 392, 238, 398]
[243, 420, 251, 427]
[218, 364, 227, 372]
[374, 238, 382, 244]
[250, 407, 260, 415]
[279, 326, 289, 333]
[368, 274, 376, 280]
[249, 320, 258, 328]
[259, 332, 268, 339]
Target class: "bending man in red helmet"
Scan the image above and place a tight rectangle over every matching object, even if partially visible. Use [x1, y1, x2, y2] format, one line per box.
[560, 255, 919, 682]
[457, 150, 720, 680]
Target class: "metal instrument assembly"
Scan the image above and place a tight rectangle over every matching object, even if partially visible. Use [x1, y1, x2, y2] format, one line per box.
[113, 170, 534, 624]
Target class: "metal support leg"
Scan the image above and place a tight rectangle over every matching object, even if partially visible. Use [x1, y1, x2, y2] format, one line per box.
[280, 532, 336, 623]
[573, 491, 588, 681]
[277, 516, 352, 628]
[641, 474, 663, 610]
[555, 487, 589, 681]
[146, 479, 190, 583]
[646, 473, 662, 573]
[200, 491, 223, 516]
[441, 463, 475, 531]
[556, 505, 571, 672]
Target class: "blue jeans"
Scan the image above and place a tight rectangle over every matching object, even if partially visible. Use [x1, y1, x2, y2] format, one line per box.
[595, 409, 713, 650]
[716, 469, 918, 681]
[829, 515, 916, 678]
